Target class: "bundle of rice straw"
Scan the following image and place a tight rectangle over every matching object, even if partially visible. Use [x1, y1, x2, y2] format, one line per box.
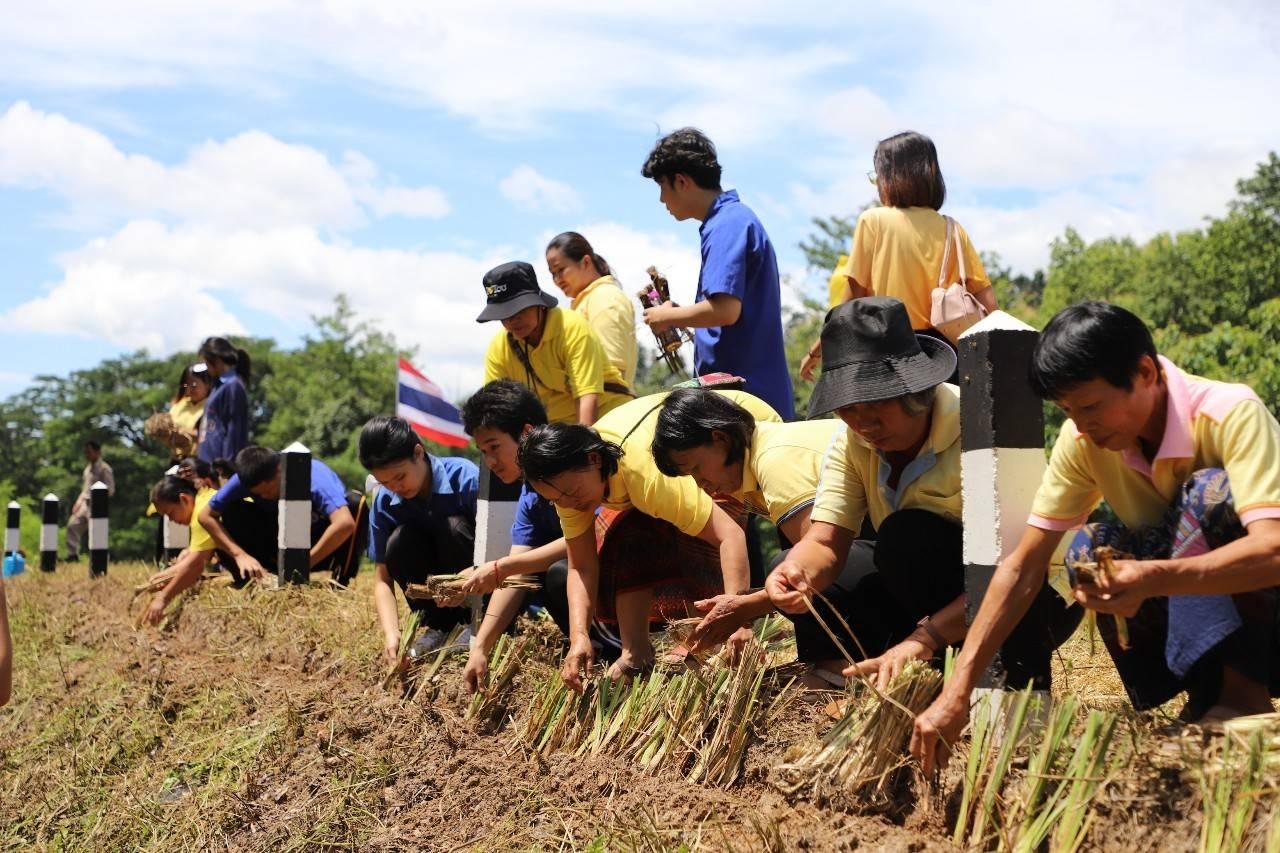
[1069, 545, 1131, 650]
[404, 572, 540, 602]
[774, 660, 943, 810]
[467, 633, 528, 727]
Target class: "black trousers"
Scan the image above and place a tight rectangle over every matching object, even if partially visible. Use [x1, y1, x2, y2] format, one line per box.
[218, 491, 368, 585]
[384, 514, 474, 631]
[783, 508, 1081, 690]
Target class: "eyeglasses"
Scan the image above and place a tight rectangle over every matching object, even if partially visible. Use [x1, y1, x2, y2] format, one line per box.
[866, 170, 877, 186]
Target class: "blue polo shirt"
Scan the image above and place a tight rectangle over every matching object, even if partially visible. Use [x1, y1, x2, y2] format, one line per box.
[209, 458, 348, 523]
[510, 482, 562, 548]
[368, 455, 479, 563]
[696, 190, 795, 420]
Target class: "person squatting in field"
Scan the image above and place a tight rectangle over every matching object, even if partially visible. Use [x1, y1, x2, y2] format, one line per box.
[359, 416, 480, 666]
[767, 297, 1079, 691]
[517, 389, 779, 691]
[457, 380, 623, 695]
[914, 301, 1280, 775]
[197, 446, 366, 586]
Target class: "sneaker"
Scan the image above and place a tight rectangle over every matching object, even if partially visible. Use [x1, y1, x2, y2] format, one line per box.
[408, 628, 446, 660]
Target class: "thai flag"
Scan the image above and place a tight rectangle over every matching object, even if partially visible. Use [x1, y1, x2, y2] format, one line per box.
[396, 357, 470, 448]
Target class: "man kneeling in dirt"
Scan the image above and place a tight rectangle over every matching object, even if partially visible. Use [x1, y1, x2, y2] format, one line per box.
[197, 446, 368, 586]
[359, 416, 480, 666]
[914, 302, 1280, 775]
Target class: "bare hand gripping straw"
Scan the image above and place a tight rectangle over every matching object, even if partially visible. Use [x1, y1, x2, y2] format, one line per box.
[638, 266, 692, 377]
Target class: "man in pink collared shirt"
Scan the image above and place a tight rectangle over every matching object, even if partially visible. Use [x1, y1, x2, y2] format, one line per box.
[912, 302, 1280, 775]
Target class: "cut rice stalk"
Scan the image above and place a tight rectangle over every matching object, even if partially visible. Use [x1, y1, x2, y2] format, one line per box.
[404, 573, 541, 602]
[1070, 546, 1131, 651]
[467, 632, 528, 726]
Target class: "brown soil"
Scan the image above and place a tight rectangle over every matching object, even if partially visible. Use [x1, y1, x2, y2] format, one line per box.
[0, 564, 1220, 851]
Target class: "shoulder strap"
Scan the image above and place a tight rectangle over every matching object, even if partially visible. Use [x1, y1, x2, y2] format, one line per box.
[507, 333, 546, 392]
[937, 216, 955, 288]
[618, 402, 665, 446]
[952, 217, 968, 283]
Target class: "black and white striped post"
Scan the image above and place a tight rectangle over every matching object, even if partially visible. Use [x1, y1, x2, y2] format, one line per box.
[4, 501, 18, 558]
[958, 311, 1045, 689]
[471, 468, 522, 632]
[278, 441, 312, 586]
[89, 480, 110, 577]
[40, 494, 59, 571]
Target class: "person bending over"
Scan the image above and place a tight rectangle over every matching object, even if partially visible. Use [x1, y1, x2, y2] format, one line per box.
[143, 475, 222, 625]
[913, 302, 1280, 774]
[519, 390, 779, 691]
[198, 445, 365, 584]
[767, 297, 1077, 689]
[458, 380, 623, 694]
[651, 388, 844, 654]
[360, 416, 480, 664]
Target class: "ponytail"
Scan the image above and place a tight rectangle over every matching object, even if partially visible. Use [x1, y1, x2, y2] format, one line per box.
[234, 348, 252, 383]
[546, 231, 610, 278]
[518, 423, 623, 483]
[198, 336, 252, 385]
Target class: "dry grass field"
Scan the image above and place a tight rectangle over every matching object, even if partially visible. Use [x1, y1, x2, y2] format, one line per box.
[1, 562, 1275, 851]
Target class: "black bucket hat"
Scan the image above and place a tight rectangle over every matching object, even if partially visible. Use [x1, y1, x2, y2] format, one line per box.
[475, 261, 558, 322]
[807, 297, 956, 419]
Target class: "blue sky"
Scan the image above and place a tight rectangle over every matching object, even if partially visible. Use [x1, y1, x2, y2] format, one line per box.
[2, 0, 1277, 399]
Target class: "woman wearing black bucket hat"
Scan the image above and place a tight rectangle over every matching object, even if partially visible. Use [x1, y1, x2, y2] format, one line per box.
[479, 261, 633, 426]
[765, 297, 1076, 692]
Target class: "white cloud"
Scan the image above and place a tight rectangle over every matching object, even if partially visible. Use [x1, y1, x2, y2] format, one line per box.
[0, 101, 449, 230]
[499, 166, 581, 214]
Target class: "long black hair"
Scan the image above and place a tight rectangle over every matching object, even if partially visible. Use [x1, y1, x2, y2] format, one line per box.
[651, 389, 755, 477]
[198, 336, 252, 383]
[546, 232, 611, 278]
[518, 423, 623, 483]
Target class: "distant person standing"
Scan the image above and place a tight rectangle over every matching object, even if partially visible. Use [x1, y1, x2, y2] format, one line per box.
[640, 128, 795, 420]
[64, 440, 115, 561]
[197, 337, 251, 464]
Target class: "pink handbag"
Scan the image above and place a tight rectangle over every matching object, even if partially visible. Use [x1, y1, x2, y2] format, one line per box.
[930, 216, 988, 344]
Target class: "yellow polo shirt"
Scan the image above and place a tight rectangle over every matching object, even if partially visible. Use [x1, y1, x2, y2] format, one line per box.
[827, 254, 850, 309]
[189, 488, 218, 553]
[483, 307, 631, 425]
[735, 420, 845, 525]
[811, 383, 962, 532]
[843, 207, 989, 331]
[1030, 357, 1280, 532]
[571, 275, 638, 389]
[557, 390, 781, 539]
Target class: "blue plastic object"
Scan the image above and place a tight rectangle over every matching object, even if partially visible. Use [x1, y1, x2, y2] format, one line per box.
[2, 552, 25, 577]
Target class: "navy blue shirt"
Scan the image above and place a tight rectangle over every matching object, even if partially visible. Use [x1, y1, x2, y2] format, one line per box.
[198, 373, 250, 463]
[510, 481, 562, 548]
[368, 455, 479, 563]
[696, 190, 795, 419]
[209, 458, 349, 532]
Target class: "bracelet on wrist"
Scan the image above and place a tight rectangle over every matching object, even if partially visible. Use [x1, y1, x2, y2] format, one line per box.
[915, 615, 946, 653]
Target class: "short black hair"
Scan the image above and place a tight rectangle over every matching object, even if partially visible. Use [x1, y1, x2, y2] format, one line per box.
[84, 440, 101, 451]
[1029, 301, 1161, 400]
[874, 131, 946, 210]
[651, 389, 755, 477]
[461, 380, 549, 441]
[150, 475, 196, 506]
[518, 423, 623, 483]
[211, 458, 236, 481]
[234, 446, 282, 488]
[176, 456, 213, 482]
[641, 127, 723, 191]
[358, 415, 423, 470]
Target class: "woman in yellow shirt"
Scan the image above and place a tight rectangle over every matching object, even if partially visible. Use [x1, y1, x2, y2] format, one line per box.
[478, 261, 632, 426]
[799, 132, 998, 381]
[771, 298, 1075, 689]
[518, 390, 779, 689]
[545, 232, 638, 388]
[167, 363, 212, 459]
[650, 388, 843, 651]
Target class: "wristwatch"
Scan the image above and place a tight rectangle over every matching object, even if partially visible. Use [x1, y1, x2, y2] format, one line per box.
[916, 615, 946, 652]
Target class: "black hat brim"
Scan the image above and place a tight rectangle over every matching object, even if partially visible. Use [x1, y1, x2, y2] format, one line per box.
[807, 334, 957, 419]
[475, 290, 558, 323]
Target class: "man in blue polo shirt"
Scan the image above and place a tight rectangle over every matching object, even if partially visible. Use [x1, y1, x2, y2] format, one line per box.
[198, 445, 366, 584]
[358, 415, 480, 664]
[640, 127, 795, 420]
